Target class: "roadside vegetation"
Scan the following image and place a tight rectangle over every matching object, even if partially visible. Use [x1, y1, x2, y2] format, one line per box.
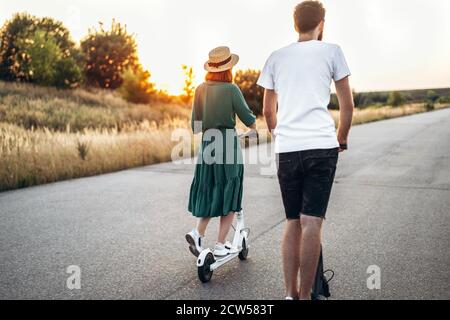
[1, 12, 449, 191]
[1, 79, 448, 192]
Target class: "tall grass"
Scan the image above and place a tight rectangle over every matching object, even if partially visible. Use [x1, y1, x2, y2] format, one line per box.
[0, 81, 190, 132]
[0, 119, 191, 191]
[0, 81, 449, 192]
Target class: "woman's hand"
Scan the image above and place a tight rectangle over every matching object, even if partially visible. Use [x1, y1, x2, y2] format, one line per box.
[239, 128, 258, 140]
[242, 122, 258, 139]
[239, 128, 259, 146]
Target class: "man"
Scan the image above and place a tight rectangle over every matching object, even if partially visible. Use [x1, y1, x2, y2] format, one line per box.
[257, 1, 354, 300]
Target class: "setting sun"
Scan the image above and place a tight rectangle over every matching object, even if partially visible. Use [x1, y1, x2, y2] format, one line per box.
[2, 0, 450, 95]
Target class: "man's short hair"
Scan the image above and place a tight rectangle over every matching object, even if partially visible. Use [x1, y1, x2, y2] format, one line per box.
[294, 1, 326, 33]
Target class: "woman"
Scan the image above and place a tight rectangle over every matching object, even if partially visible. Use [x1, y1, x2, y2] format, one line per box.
[186, 46, 257, 257]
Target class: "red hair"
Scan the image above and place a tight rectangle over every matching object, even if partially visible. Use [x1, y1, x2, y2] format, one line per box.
[205, 69, 233, 83]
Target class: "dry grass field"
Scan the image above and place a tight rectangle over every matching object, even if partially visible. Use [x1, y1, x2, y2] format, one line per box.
[0, 81, 448, 192]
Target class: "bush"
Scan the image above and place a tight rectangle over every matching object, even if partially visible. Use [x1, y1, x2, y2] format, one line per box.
[424, 101, 435, 111]
[0, 13, 76, 82]
[387, 91, 405, 107]
[330, 91, 386, 110]
[353, 90, 364, 108]
[21, 30, 60, 86]
[119, 65, 155, 104]
[16, 29, 82, 88]
[53, 57, 82, 89]
[234, 69, 264, 116]
[328, 94, 339, 110]
[437, 95, 450, 104]
[349, 92, 390, 108]
[426, 90, 439, 103]
[0, 13, 35, 81]
[81, 20, 138, 89]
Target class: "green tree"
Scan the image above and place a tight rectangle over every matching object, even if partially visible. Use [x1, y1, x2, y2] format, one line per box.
[20, 30, 60, 86]
[181, 65, 195, 104]
[0, 13, 76, 82]
[387, 91, 405, 107]
[119, 65, 156, 104]
[426, 90, 439, 103]
[0, 13, 35, 81]
[369, 92, 389, 105]
[53, 56, 82, 89]
[361, 94, 375, 108]
[17, 29, 81, 88]
[81, 20, 137, 89]
[424, 100, 435, 111]
[234, 69, 264, 116]
[352, 90, 364, 108]
[437, 94, 450, 104]
[328, 94, 339, 110]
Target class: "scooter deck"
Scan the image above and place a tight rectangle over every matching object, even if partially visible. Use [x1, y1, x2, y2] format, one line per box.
[210, 252, 240, 271]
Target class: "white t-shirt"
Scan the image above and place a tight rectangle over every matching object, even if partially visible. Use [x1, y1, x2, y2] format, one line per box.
[257, 40, 351, 154]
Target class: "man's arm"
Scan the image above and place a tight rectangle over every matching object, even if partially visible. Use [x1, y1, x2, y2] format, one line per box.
[263, 89, 278, 134]
[335, 76, 354, 151]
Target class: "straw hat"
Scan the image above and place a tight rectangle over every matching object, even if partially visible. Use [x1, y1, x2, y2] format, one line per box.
[204, 46, 239, 73]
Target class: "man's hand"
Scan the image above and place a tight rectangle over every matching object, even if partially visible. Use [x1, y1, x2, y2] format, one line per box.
[335, 76, 354, 153]
[338, 141, 348, 153]
[338, 133, 348, 152]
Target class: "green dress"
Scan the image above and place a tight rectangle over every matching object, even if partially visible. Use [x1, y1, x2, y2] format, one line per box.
[188, 81, 256, 217]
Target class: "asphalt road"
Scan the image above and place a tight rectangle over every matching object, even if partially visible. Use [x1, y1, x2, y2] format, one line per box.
[1, 109, 449, 300]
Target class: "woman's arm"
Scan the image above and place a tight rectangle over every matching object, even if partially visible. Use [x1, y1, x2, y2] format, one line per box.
[191, 86, 203, 134]
[190, 106, 196, 133]
[232, 85, 256, 128]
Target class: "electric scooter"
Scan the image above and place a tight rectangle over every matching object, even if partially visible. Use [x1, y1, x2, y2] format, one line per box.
[196, 210, 250, 283]
[312, 246, 335, 300]
[196, 129, 258, 283]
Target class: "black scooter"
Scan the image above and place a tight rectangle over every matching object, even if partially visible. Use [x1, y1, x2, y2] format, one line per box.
[312, 246, 335, 300]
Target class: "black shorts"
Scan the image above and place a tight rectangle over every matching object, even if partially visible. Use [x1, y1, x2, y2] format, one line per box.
[276, 148, 339, 220]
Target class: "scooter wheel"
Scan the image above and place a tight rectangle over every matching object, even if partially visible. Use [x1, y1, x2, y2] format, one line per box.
[198, 252, 215, 283]
[238, 238, 249, 261]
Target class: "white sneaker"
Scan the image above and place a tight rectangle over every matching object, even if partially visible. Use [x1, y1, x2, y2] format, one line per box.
[224, 241, 239, 254]
[213, 243, 229, 257]
[185, 229, 203, 257]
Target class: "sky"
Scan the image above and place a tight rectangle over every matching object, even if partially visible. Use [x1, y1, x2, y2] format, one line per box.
[1, 0, 450, 95]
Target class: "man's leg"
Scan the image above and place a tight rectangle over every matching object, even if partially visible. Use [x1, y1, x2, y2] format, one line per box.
[282, 219, 302, 299]
[298, 215, 323, 300]
[298, 148, 338, 299]
[276, 151, 303, 299]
